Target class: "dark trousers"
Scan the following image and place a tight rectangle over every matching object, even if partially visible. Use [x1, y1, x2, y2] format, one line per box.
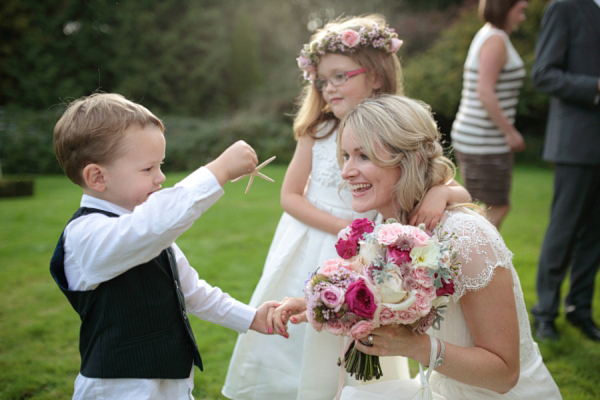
[533, 164, 600, 322]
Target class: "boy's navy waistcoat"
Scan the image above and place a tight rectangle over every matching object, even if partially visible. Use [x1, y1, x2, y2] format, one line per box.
[50, 207, 203, 379]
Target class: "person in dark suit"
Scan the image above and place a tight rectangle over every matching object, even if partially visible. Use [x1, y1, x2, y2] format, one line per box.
[531, 0, 600, 341]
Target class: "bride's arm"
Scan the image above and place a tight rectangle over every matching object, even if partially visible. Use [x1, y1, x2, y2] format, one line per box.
[355, 266, 520, 394]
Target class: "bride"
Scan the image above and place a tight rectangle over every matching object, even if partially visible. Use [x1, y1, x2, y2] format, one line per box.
[271, 94, 562, 399]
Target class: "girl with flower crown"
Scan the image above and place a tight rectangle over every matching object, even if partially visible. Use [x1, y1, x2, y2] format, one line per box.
[222, 15, 471, 400]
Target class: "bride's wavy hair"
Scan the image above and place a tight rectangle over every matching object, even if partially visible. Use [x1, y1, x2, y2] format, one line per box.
[337, 94, 477, 224]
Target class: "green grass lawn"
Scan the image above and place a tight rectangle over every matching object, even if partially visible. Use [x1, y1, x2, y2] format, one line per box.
[1, 165, 599, 399]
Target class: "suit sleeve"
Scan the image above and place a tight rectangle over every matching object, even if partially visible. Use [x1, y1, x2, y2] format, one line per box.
[531, 1, 599, 108]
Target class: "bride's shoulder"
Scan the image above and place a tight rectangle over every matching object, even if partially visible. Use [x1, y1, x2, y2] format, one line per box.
[438, 208, 499, 239]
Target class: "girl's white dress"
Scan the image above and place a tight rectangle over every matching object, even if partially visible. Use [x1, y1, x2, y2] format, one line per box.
[222, 125, 409, 400]
[341, 210, 562, 400]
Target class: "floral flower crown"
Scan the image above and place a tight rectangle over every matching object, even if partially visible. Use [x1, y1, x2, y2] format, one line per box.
[296, 22, 403, 82]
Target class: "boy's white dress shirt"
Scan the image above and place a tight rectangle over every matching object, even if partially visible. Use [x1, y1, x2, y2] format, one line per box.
[62, 167, 256, 400]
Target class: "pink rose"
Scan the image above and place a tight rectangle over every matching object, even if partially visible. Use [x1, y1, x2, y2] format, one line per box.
[421, 285, 437, 300]
[297, 55, 311, 69]
[414, 266, 433, 285]
[320, 284, 345, 311]
[335, 237, 358, 259]
[397, 308, 420, 325]
[340, 29, 360, 48]
[326, 319, 349, 336]
[387, 247, 411, 266]
[350, 218, 375, 239]
[349, 320, 374, 339]
[379, 307, 398, 325]
[345, 280, 378, 319]
[376, 223, 403, 245]
[320, 258, 350, 276]
[414, 292, 432, 316]
[388, 38, 404, 53]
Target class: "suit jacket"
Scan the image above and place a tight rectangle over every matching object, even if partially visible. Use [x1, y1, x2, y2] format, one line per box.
[532, 0, 600, 165]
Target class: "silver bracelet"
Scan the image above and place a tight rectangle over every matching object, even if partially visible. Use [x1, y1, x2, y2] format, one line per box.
[433, 338, 445, 368]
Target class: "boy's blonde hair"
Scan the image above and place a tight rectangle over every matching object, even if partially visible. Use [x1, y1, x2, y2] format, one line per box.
[338, 95, 459, 224]
[54, 93, 164, 186]
[293, 15, 404, 140]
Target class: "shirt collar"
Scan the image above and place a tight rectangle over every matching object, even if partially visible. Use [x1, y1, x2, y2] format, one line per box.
[80, 194, 132, 216]
[596, 0, 600, 8]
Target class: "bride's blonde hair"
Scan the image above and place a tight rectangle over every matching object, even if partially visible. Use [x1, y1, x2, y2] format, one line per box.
[337, 94, 477, 224]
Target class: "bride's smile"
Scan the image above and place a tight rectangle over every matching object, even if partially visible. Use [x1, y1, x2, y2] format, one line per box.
[340, 126, 402, 220]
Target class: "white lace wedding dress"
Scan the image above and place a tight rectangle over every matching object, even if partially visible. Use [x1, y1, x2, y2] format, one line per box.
[222, 124, 409, 400]
[341, 209, 562, 400]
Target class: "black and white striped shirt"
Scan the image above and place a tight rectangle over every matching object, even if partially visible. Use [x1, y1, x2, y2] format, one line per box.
[451, 23, 525, 154]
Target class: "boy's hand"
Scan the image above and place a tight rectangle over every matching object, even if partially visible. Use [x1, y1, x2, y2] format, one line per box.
[206, 140, 258, 187]
[250, 300, 285, 336]
[268, 297, 307, 337]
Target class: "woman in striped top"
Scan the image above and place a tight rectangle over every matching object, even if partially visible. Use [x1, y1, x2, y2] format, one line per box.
[451, 0, 528, 229]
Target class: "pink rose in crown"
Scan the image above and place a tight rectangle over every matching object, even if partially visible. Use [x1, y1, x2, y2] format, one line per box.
[349, 319, 374, 339]
[335, 236, 358, 259]
[340, 29, 360, 48]
[320, 284, 345, 311]
[388, 38, 404, 53]
[297, 55, 311, 69]
[345, 280, 377, 318]
[387, 246, 411, 266]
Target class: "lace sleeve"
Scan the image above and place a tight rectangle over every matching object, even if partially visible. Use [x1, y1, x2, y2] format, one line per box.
[438, 210, 514, 300]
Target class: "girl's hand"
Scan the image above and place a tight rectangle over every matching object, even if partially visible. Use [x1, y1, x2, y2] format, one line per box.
[409, 185, 448, 231]
[268, 297, 307, 336]
[251, 300, 284, 336]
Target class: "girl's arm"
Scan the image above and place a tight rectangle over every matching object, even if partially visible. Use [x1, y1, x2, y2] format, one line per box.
[280, 135, 352, 236]
[478, 34, 525, 152]
[409, 180, 471, 229]
[355, 267, 520, 394]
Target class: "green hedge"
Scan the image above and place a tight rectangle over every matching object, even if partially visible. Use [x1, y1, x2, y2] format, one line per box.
[0, 107, 296, 175]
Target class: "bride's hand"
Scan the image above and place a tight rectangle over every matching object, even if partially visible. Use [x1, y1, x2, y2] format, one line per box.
[354, 325, 430, 363]
[267, 297, 307, 336]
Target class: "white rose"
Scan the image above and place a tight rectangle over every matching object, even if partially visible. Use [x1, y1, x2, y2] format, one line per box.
[358, 240, 383, 265]
[378, 270, 408, 304]
[432, 295, 450, 308]
[384, 290, 417, 311]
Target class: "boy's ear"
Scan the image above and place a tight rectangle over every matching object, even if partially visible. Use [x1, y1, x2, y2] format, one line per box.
[82, 164, 107, 192]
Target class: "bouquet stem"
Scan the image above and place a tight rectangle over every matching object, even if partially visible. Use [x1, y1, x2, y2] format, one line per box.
[340, 340, 383, 381]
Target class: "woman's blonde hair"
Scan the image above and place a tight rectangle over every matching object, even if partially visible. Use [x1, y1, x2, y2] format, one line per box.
[338, 94, 475, 224]
[293, 15, 404, 140]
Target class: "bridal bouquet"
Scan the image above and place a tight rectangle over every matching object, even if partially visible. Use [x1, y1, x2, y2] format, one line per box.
[304, 218, 460, 381]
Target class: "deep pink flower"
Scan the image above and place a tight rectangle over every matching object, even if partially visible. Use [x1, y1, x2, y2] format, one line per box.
[345, 280, 377, 319]
[350, 218, 375, 240]
[387, 247, 411, 266]
[335, 237, 358, 259]
[436, 280, 455, 296]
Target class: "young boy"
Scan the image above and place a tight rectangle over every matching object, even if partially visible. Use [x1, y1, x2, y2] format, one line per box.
[50, 93, 280, 399]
